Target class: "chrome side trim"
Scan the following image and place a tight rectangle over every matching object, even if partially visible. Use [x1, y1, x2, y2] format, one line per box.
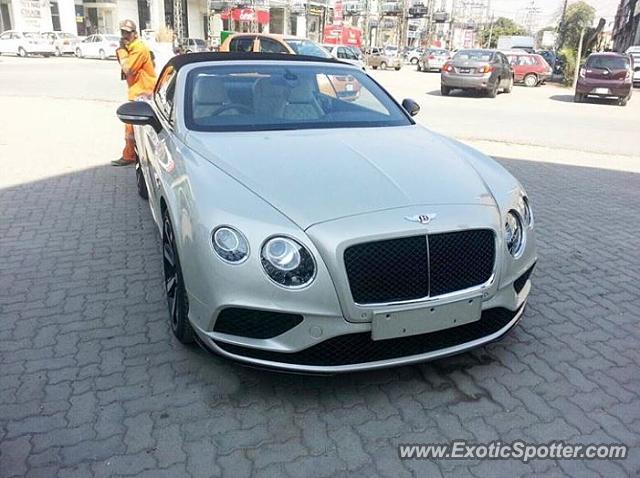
[192, 302, 526, 374]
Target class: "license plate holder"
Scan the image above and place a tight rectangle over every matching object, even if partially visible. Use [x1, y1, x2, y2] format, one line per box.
[371, 296, 482, 341]
[460, 68, 471, 73]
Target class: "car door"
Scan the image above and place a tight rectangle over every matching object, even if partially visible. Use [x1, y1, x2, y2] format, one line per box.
[143, 67, 178, 219]
[497, 52, 511, 86]
[0, 31, 15, 54]
[80, 35, 93, 56]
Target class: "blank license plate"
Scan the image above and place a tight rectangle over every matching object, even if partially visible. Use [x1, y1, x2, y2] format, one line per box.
[371, 296, 482, 341]
[592, 88, 611, 95]
[459, 68, 471, 73]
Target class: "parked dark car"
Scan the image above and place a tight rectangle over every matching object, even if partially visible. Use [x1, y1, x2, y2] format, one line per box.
[575, 52, 633, 106]
[441, 49, 513, 97]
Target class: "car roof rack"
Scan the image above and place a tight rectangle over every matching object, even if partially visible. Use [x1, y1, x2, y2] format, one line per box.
[164, 52, 347, 73]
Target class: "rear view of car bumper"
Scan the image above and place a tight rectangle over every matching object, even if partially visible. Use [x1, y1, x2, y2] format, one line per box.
[576, 80, 631, 97]
[441, 74, 491, 90]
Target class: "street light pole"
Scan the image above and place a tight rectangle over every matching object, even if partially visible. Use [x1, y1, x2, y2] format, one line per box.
[573, 28, 585, 90]
[557, 0, 569, 50]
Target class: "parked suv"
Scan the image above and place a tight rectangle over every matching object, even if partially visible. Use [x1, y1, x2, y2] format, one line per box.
[575, 52, 633, 106]
[504, 52, 552, 87]
[365, 47, 402, 70]
[627, 46, 640, 87]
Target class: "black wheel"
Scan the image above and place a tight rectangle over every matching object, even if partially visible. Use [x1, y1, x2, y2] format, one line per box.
[75, 47, 82, 58]
[99, 49, 106, 60]
[416, 61, 422, 72]
[441, 85, 451, 96]
[162, 212, 195, 344]
[618, 97, 628, 107]
[135, 158, 148, 199]
[410, 57, 418, 65]
[55, 47, 61, 57]
[380, 61, 387, 70]
[487, 80, 498, 98]
[394, 66, 401, 71]
[371, 65, 378, 70]
[504, 75, 513, 93]
[574, 93, 583, 103]
[18, 47, 27, 57]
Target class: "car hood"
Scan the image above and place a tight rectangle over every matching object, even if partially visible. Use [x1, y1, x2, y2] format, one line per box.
[185, 125, 497, 230]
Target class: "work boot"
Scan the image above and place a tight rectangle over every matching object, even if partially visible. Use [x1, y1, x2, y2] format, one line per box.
[111, 158, 135, 167]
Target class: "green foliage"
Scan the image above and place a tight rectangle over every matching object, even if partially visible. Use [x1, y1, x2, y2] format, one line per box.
[559, 47, 577, 85]
[559, 1, 596, 51]
[482, 17, 527, 48]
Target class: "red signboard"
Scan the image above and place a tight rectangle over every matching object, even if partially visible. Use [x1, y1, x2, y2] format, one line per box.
[323, 24, 362, 47]
[334, 0, 343, 24]
[221, 8, 270, 25]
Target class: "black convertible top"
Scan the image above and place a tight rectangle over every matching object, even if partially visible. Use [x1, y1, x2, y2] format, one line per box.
[164, 52, 347, 73]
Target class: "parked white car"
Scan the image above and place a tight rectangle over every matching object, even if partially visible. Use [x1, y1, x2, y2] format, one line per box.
[321, 44, 366, 70]
[0, 31, 55, 57]
[405, 48, 423, 65]
[42, 31, 79, 56]
[627, 46, 640, 87]
[75, 34, 120, 59]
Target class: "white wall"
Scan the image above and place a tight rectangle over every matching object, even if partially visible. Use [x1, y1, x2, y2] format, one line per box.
[187, 0, 204, 39]
[58, 0, 77, 33]
[117, 0, 138, 27]
[149, 0, 165, 33]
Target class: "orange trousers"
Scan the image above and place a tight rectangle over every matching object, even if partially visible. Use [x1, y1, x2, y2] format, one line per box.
[123, 123, 136, 162]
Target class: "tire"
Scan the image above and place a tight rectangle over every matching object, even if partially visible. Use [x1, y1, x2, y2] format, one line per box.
[380, 61, 387, 70]
[17, 47, 27, 57]
[523, 73, 538, 88]
[99, 49, 106, 60]
[394, 66, 401, 71]
[162, 211, 195, 344]
[55, 47, 61, 57]
[574, 93, 583, 103]
[487, 80, 498, 98]
[441, 85, 451, 96]
[75, 48, 82, 58]
[410, 57, 418, 65]
[135, 158, 149, 200]
[371, 65, 378, 70]
[504, 75, 513, 94]
[619, 97, 628, 107]
[416, 62, 422, 72]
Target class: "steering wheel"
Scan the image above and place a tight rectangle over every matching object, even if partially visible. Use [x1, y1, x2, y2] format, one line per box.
[211, 104, 253, 116]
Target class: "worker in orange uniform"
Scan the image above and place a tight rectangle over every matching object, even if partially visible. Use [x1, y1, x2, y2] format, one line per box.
[111, 19, 157, 166]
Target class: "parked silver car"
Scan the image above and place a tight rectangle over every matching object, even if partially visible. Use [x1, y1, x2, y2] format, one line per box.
[117, 53, 536, 373]
[42, 31, 79, 56]
[417, 48, 451, 72]
[182, 38, 208, 53]
[0, 31, 55, 57]
[441, 49, 514, 97]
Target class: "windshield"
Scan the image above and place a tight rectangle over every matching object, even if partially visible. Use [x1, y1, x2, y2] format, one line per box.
[454, 50, 494, 62]
[587, 55, 629, 70]
[284, 40, 332, 58]
[105, 35, 120, 42]
[430, 49, 449, 56]
[24, 33, 42, 39]
[185, 64, 412, 132]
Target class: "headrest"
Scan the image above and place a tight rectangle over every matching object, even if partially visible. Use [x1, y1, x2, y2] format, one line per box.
[193, 76, 227, 105]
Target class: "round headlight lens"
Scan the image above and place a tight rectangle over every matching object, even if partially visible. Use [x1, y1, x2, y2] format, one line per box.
[212, 227, 249, 263]
[518, 196, 533, 227]
[505, 210, 525, 257]
[261, 237, 315, 287]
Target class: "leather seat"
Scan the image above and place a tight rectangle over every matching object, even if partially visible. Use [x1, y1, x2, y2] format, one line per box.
[282, 78, 324, 121]
[192, 76, 232, 119]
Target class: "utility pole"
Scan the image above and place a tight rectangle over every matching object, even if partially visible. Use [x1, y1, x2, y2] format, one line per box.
[573, 27, 585, 89]
[557, 0, 569, 50]
[173, 0, 184, 39]
[487, 12, 494, 48]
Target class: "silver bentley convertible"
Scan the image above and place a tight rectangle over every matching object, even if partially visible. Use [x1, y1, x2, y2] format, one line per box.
[117, 53, 537, 373]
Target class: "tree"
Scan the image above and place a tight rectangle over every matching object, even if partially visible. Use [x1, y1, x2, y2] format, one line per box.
[558, 1, 596, 51]
[481, 17, 527, 48]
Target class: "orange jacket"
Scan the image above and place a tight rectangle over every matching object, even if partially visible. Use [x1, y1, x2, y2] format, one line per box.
[117, 38, 157, 100]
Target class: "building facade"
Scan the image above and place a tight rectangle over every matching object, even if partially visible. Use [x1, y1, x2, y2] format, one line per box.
[612, 0, 639, 51]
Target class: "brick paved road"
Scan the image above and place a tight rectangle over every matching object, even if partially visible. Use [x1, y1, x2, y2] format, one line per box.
[1, 63, 639, 477]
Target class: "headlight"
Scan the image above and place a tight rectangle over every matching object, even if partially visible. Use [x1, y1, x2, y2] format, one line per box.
[518, 195, 533, 227]
[505, 210, 525, 257]
[261, 237, 315, 288]
[212, 226, 249, 263]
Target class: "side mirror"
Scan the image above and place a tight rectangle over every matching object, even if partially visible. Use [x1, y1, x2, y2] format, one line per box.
[402, 98, 420, 117]
[116, 101, 161, 133]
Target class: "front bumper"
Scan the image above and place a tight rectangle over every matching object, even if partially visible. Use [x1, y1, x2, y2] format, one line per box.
[441, 73, 491, 90]
[190, 268, 533, 373]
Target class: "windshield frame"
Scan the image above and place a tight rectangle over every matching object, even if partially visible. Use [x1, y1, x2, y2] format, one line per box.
[182, 61, 414, 133]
